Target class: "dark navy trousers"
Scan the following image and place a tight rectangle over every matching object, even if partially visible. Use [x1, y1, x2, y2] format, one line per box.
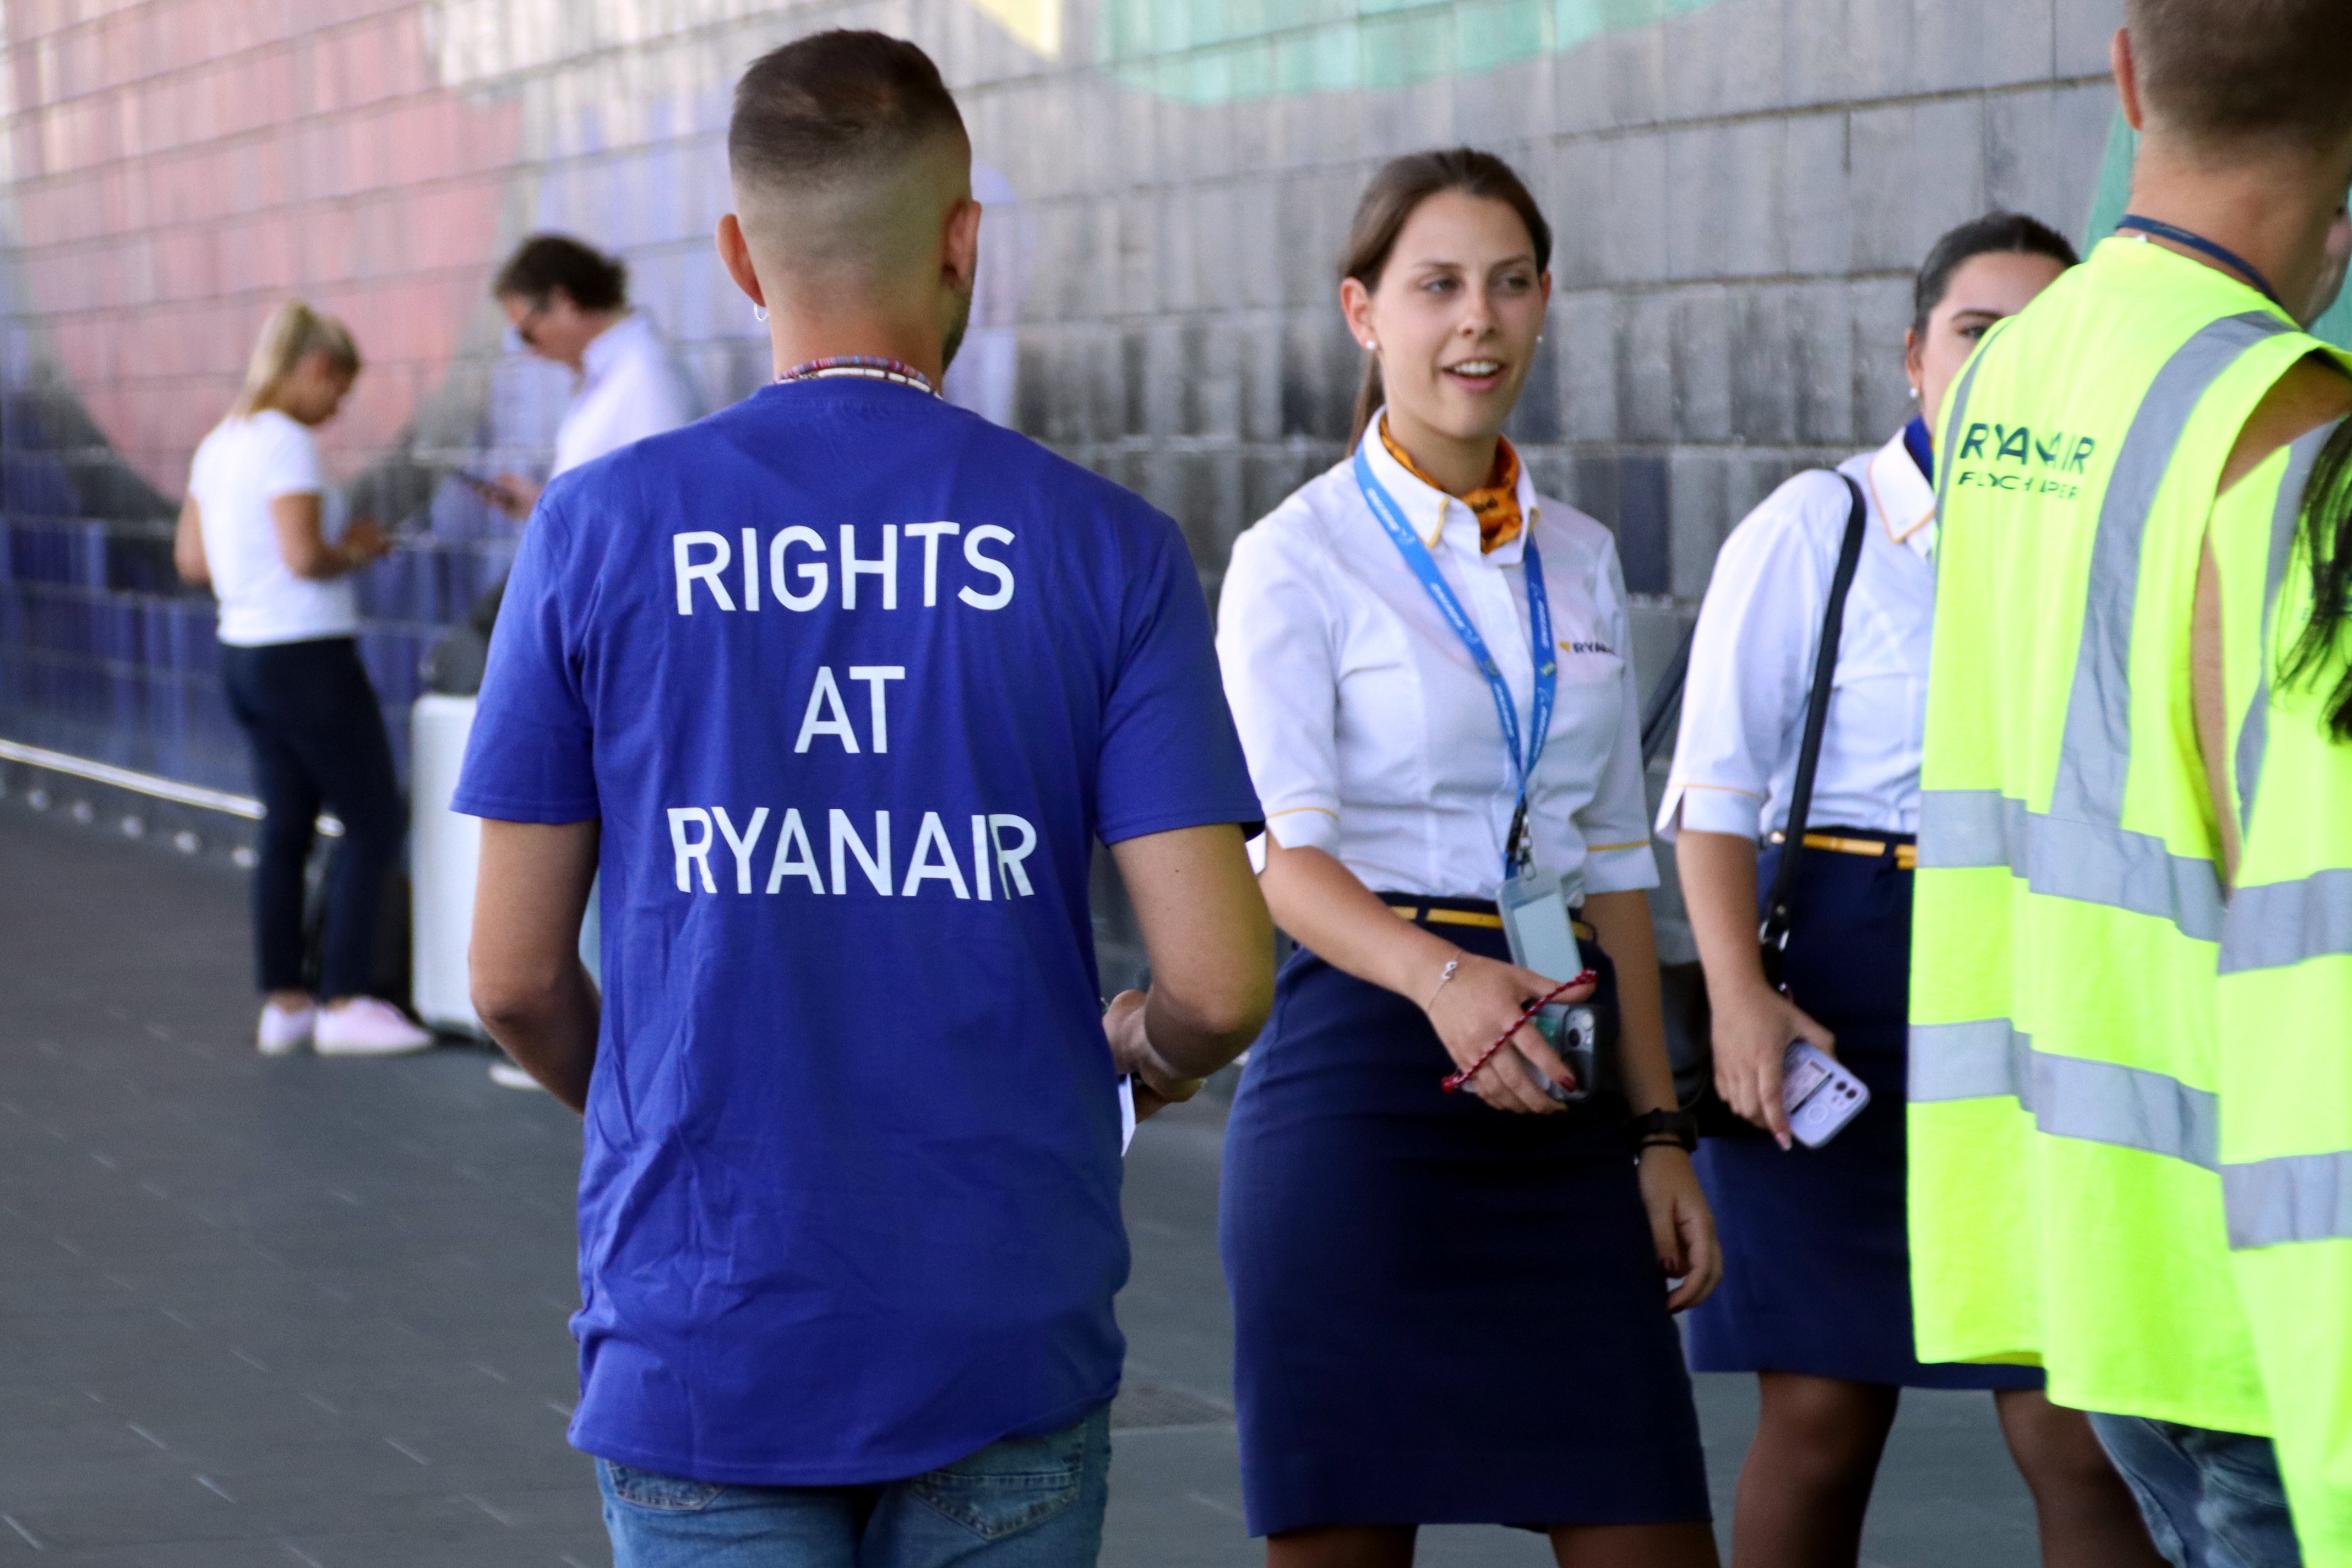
[220, 636, 405, 999]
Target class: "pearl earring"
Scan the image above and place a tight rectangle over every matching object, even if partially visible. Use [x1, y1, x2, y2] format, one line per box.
[753, 304, 770, 324]
[1907, 384, 1919, 400]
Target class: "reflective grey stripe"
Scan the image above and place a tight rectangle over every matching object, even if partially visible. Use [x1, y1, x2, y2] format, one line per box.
[2051, 312, 2293, 827]
[1909, 1018, 2029, 1100]
[1915, 788, 2225, 941]
[2220, 868, 2352, 973]
[1910, 1019, 2220, 1169]
[1933, 320, 2005, 524]
[2223, 1152, 2352, 1248]
[2233, 422, 2339, 833]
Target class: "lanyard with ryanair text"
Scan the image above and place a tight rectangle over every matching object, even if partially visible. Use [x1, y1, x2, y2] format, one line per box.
[1354, 444, 1555, 880]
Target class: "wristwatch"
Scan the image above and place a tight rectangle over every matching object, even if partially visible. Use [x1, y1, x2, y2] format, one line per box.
[1625, 1108, 1698, 1153]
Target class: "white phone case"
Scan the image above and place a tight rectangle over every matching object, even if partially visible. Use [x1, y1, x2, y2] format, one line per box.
[1782, 1042, 1869, 1147]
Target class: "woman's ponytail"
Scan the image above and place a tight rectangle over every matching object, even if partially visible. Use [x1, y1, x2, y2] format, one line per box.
[231, 300, 361, 419]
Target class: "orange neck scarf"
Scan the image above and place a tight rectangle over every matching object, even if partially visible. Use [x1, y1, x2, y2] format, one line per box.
[1379, 418, 1525, 553]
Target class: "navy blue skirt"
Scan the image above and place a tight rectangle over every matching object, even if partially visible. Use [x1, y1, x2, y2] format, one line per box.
[1684, 833, 2042, 1391]
[1221, 901, 1712, 1537]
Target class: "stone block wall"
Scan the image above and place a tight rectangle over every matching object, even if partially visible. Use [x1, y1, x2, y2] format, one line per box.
[0, 0, 2129, 805]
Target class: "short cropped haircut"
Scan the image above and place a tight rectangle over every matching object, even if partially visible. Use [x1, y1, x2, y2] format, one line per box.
[493, 235, 628, 313]
[2128, 0, 2352, 147]
[728, 30, 966, 199]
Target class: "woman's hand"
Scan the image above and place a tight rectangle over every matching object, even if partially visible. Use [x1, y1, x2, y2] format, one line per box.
[1638, 1145, 1720, 1310]
[1710, 978, 1835, 1148]
[339, 519, 390, 568]
[1422, 951, 1593, 1114]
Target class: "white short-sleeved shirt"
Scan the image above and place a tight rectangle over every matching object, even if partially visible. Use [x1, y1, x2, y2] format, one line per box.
[1217, 421, 1659, 902]
[1657, 426, 1937, 842]
[188, 410, 357, 647]
[551, 312, 698, 478]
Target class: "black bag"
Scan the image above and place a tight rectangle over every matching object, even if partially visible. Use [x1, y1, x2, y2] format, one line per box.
[1652, 475, 1870, 1133]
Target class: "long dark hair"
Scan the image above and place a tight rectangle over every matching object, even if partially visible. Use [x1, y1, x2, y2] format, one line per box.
[1341, 149, 1551, 448]
[1910, 211, 2078, 339]
[2283, 417, 2352, 740]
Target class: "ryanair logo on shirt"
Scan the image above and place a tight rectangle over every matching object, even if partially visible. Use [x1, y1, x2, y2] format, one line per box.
[1949, 422, 2100, 501]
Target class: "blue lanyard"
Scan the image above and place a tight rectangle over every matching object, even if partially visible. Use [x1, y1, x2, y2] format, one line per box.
[2116, 214, 2286, 313]
[1354, 444, 1555, 876]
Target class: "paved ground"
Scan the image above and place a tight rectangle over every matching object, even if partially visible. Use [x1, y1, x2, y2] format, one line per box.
[0, 805, 2046, 1566]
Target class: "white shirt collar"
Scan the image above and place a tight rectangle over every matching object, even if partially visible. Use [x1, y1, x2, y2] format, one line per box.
[579, 310, 649, 385]
[1355, 409, 1542, 566]
[1865, 426, 1935, 559]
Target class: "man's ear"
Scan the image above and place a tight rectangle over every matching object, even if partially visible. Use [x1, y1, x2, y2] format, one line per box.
[716, 213, 767, 308]
[943, 197, 983, 296]
[2112, 27, 2144, 133]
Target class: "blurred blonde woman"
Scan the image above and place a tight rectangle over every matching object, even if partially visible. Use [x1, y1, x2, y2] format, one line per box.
[174, 302, 433, 1058]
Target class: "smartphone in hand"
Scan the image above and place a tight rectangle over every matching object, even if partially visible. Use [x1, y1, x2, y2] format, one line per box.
[1782, 1042, 1869, 1147]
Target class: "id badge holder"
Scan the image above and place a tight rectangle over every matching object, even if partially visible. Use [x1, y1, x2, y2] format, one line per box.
[1497, 870, 1593, 1102]
[1498, 870, 1581, 979]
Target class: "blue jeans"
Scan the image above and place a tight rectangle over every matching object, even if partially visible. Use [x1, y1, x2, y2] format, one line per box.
[598, 1407, 1112, 1568]
[2090, 1414, 2301, 1568]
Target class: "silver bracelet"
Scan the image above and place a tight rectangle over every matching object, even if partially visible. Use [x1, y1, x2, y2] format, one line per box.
[1423, 957, 1462, 1013]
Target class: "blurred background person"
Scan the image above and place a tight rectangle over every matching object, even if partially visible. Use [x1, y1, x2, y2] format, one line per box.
[482, 233, 698, 519]
[1659, 215, 2160, 1568]
[173, 302, 434, 1059]
[1217, 148, 1720, 1568]
[467, 233, 698, 1089]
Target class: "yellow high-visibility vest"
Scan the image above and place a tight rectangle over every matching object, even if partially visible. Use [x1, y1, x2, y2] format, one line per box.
[1909, 236, 2326, 1433]
[2214, 414, 2352, 1565]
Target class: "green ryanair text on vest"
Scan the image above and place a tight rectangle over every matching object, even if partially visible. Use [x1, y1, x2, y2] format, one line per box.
[1950, 421, 2101, 500]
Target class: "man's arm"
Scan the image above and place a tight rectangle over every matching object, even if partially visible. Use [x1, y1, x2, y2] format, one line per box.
[1103, 823, 1275, 1112]
[2194, 355, 2352, 881]
[470, 818, 601, 1110]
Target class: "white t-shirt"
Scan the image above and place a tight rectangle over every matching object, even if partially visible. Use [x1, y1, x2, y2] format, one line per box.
[551, 312, 697, 478]
[188, 410, 358, 647]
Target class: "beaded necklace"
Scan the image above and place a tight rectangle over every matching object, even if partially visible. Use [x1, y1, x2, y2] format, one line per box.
[777, 355, 939, 396]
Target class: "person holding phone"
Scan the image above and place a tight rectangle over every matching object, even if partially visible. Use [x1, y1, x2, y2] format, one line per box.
[1215, 148, 1719, 1568]
[175, 301, 433, 1059]
[1659, 215, 2158, 1567]
[482, 234, 698, 520]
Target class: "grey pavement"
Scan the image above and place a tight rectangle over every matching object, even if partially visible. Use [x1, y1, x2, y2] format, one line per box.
[0, 805, 2040, 1566]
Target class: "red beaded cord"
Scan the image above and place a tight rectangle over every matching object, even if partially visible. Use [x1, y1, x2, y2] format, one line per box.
[1439, 970, 1598, 1093]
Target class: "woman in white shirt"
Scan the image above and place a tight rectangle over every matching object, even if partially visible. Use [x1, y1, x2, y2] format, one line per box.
[1663, 216, 2160, 1567]
[1217, 149, 1719, 1568]
[174, 302, 433, 1058]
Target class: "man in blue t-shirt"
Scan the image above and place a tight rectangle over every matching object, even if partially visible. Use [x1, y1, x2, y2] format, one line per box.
[457, 31, 1273, 1567]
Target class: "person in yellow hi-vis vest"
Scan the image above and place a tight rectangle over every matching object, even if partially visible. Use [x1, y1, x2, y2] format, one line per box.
[1908, 0, 2352, 1561]
[2208, 418, 2352, 1564]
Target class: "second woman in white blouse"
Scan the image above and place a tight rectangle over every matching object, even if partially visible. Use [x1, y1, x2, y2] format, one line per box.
[1217, 148, 1718, 1568]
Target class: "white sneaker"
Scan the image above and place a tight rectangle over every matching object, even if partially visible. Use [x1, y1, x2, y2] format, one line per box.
[488, 1060, 545, 1092]
[313, 998, 435, 1057]
[257, 1001, 317, 1056]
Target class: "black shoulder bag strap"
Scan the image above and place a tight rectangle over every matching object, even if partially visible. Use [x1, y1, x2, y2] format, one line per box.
[1758, 475, 1869, 988]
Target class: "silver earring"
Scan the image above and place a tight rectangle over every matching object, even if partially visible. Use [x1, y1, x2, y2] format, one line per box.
[753, 304, 769, 324]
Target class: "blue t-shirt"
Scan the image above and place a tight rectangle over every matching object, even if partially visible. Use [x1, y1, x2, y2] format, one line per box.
[453, 379, 1261, 1486]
